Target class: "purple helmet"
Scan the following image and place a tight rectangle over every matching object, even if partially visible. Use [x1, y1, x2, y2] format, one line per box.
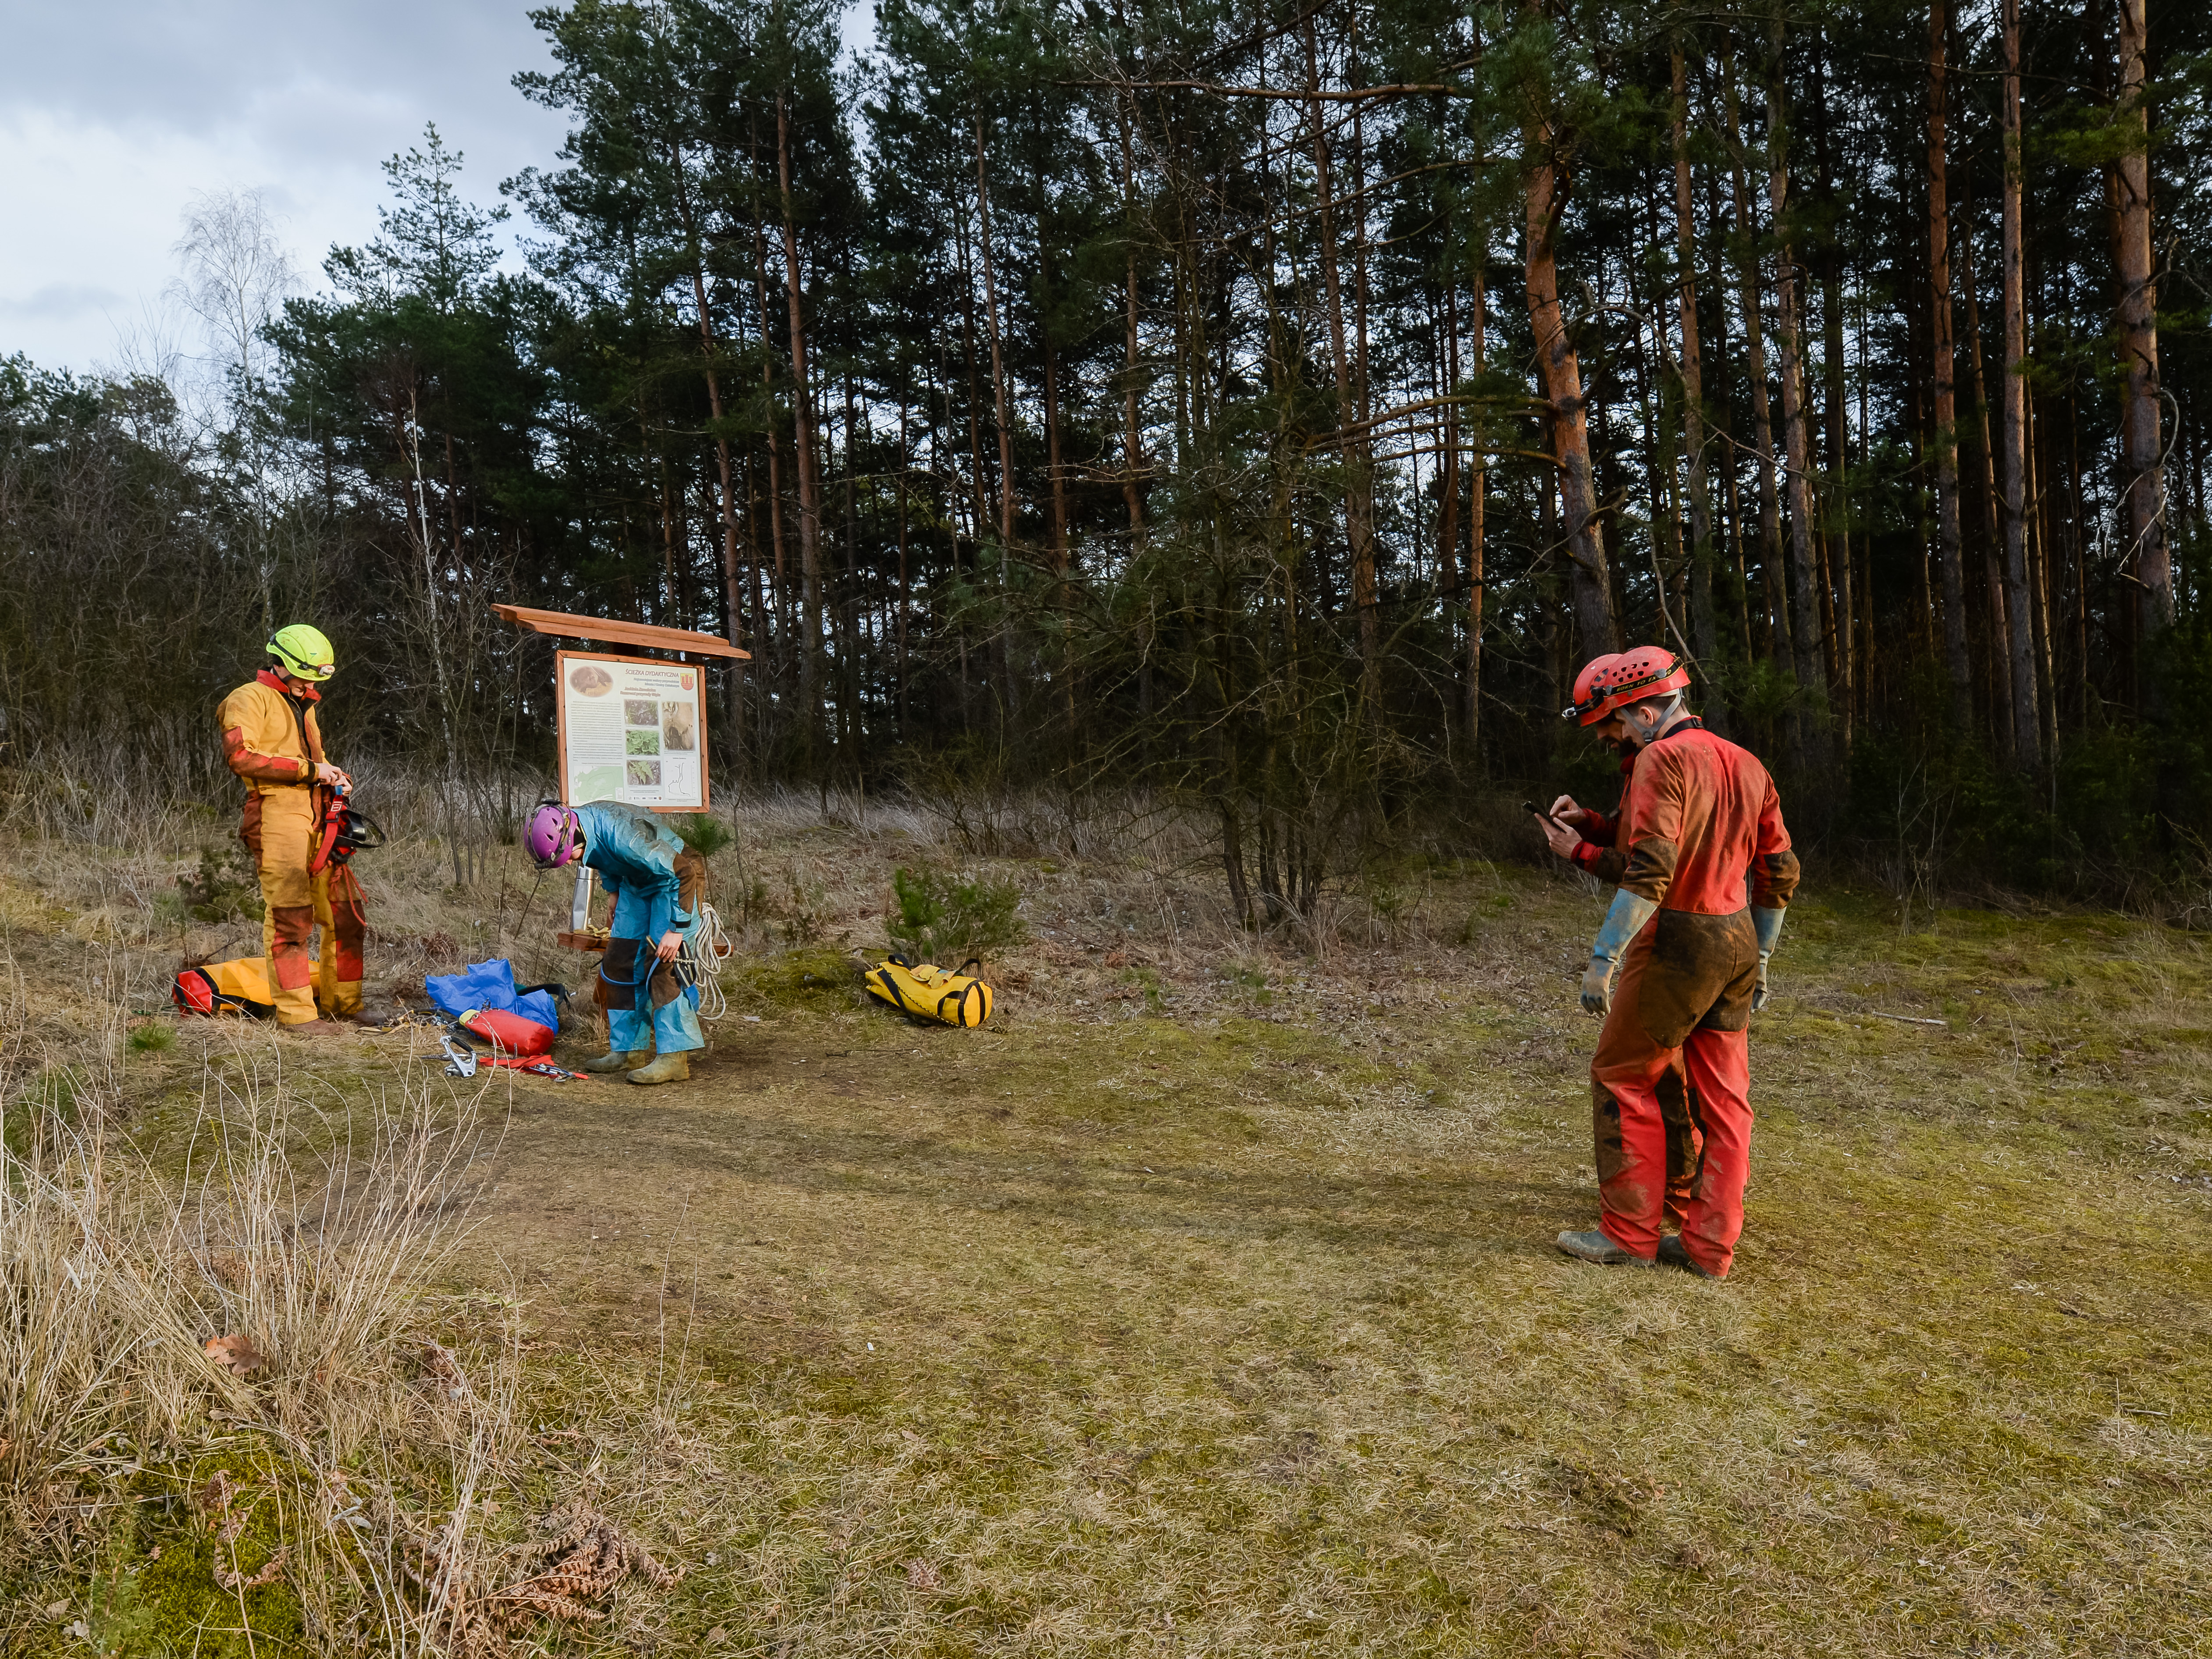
[525, 803, 581, 869]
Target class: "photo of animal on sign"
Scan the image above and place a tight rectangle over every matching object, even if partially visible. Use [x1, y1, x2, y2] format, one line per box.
[556, 651, 706, 810]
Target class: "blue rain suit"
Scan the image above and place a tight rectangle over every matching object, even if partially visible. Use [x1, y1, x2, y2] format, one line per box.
[575, 802, 704, 1056]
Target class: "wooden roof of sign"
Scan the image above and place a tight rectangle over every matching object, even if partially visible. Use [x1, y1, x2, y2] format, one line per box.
[492, 604, 749, 660]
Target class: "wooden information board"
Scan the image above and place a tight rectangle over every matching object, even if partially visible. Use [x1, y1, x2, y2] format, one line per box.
[555, 650, 709, 811]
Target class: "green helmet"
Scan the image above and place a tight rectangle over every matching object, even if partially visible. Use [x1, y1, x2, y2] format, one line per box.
[267, 623, 336, 682]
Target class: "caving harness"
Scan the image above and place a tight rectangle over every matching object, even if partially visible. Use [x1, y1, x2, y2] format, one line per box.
[309, 782, 387, 875]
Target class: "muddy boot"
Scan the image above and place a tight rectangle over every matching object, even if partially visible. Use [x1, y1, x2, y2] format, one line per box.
[1657, 1235, 1721, 1279]
[626, 1052, 690, 1086]
[1554, 1228, 1654, 1267]
[580, 1049, 649, 1074]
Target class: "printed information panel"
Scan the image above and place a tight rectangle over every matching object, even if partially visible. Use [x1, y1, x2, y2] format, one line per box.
[555, 650, 708, 811]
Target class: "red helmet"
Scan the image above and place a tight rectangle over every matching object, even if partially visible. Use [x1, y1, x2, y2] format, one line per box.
[1604, 646, 1691, 712]
[1563, 652, 1624, 725]
[1564, 647, 1690, 726]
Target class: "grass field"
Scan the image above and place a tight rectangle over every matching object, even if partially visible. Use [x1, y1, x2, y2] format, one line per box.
[3, 795, 2208, 1655]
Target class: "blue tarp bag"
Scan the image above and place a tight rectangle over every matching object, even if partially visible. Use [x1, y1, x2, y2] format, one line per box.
[424, 959, 561, 1030]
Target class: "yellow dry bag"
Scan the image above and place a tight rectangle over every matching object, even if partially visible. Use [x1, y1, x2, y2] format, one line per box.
[864, 956, 994, 1027]
[171, 957, 276, 1019]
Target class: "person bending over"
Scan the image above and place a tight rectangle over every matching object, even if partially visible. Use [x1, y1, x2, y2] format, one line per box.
[525, 800, 703, 1086]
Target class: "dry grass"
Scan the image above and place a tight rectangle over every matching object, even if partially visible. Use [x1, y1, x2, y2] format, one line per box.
[0, 913, 687, 1654]
[3, 778, 2209, 1655]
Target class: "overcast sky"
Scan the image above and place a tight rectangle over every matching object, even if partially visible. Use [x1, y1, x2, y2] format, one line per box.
[0, 0, 872, 378]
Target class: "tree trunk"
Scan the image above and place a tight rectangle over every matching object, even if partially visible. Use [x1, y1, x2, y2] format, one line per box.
[1707, 165, 1757, 667]
[1813, 42, 1853, 743]
[1673, 35, 1719, 693]
[776, 94, 825, 760]
[2116, 0, 2173, 641]
[674, 195, 746, 761]
[1956, 145, 2013, 754]
[1439, 279, 1460, 698]
[1525, 86, 1617, 656]
[896, 394, 910, 734]
[1116, 103, 1146, 547]
[1998, 0, 2041, 770]
[1042, 329, 1074, 734]
[1302, 20, 1381, 699]
[975, 116, 1016, 557]
[1468, 264, 1487, 753]
[1766, 32, 1827, 747]
[974, 112, 1019, 729]
[1927, 0, 1972, 727]
[1726, 62, 1789, 671]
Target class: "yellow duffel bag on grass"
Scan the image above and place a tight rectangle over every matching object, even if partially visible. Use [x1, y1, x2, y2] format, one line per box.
[864, 956, 994, 1027]
[171, 956, 277, 1019]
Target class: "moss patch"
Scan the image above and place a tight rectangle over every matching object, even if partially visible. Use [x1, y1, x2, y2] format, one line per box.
[725, 946, 866, 1016]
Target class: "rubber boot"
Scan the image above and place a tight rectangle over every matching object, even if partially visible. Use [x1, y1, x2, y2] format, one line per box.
[580, 1049, 649, 1074]
[1657, 1235, 1721, 1279]
[1554, 1228, 1654, 1267]
[626, 1052, 691, 1086]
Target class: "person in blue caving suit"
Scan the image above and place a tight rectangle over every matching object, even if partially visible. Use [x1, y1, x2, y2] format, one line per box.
[525, 799, 701, 1085]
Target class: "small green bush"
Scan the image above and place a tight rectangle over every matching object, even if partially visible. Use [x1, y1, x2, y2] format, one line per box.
[888, 866, 1025, 965]
[127, 1022, 176, 1055]
[178, 843, 262, 922]
[670, 814, 737, 858]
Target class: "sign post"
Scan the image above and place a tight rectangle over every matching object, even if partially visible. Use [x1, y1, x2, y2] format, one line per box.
[491, 603, 747, 813]
[555, 650, 709, 810]
[494, 604, 749, 954]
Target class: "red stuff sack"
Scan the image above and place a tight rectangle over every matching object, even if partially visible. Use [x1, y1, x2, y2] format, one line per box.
[458, 1006, 555, 1056]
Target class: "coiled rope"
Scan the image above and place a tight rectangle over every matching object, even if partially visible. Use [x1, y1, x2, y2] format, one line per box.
[684, 901, 731, 1022]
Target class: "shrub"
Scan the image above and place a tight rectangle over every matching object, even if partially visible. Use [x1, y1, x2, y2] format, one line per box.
[887, 866, 1025, 964]
[178, 843, 261, 922]
[669, 814, 736, 858]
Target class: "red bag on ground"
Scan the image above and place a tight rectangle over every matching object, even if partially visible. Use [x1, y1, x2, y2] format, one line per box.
[458, 1006, 555, 1056]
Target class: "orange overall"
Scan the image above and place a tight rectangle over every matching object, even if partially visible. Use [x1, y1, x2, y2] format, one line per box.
[217, 671, 367, 1024]
[1569, 749, 1703, 1218]
[1590, 721, 1798, 1277]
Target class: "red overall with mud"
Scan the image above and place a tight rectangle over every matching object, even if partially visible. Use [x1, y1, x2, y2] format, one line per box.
[1565, 750, 1706, 1218]
[1591, 724, 1798, 1277]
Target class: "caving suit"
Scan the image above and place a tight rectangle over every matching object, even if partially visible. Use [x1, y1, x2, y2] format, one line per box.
[576, 802, 704, 1058]
[1591, 719, 1798, 1278]
[217, 670, 367, 1024]
[1568, 747, 1703, 1218]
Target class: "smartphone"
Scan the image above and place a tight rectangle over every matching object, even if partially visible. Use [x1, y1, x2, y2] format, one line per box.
[1524, 799, 1559, 825]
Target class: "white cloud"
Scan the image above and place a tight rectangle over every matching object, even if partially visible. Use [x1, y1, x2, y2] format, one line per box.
[0, 0, 568, 375]
[1, 0, 877, 376]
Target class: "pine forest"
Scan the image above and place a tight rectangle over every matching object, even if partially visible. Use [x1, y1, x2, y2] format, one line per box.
[7, 0, 2212, 906]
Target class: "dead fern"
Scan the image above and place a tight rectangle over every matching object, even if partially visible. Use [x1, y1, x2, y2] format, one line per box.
[398, 1499, 683, 1658]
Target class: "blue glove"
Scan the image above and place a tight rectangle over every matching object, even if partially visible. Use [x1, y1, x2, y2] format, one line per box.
[1751, 906, 1785, 1012]
[1583, 890, 1658, 1017]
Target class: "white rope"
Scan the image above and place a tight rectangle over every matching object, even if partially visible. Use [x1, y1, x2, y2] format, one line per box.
[685, 901, 731, 1022]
